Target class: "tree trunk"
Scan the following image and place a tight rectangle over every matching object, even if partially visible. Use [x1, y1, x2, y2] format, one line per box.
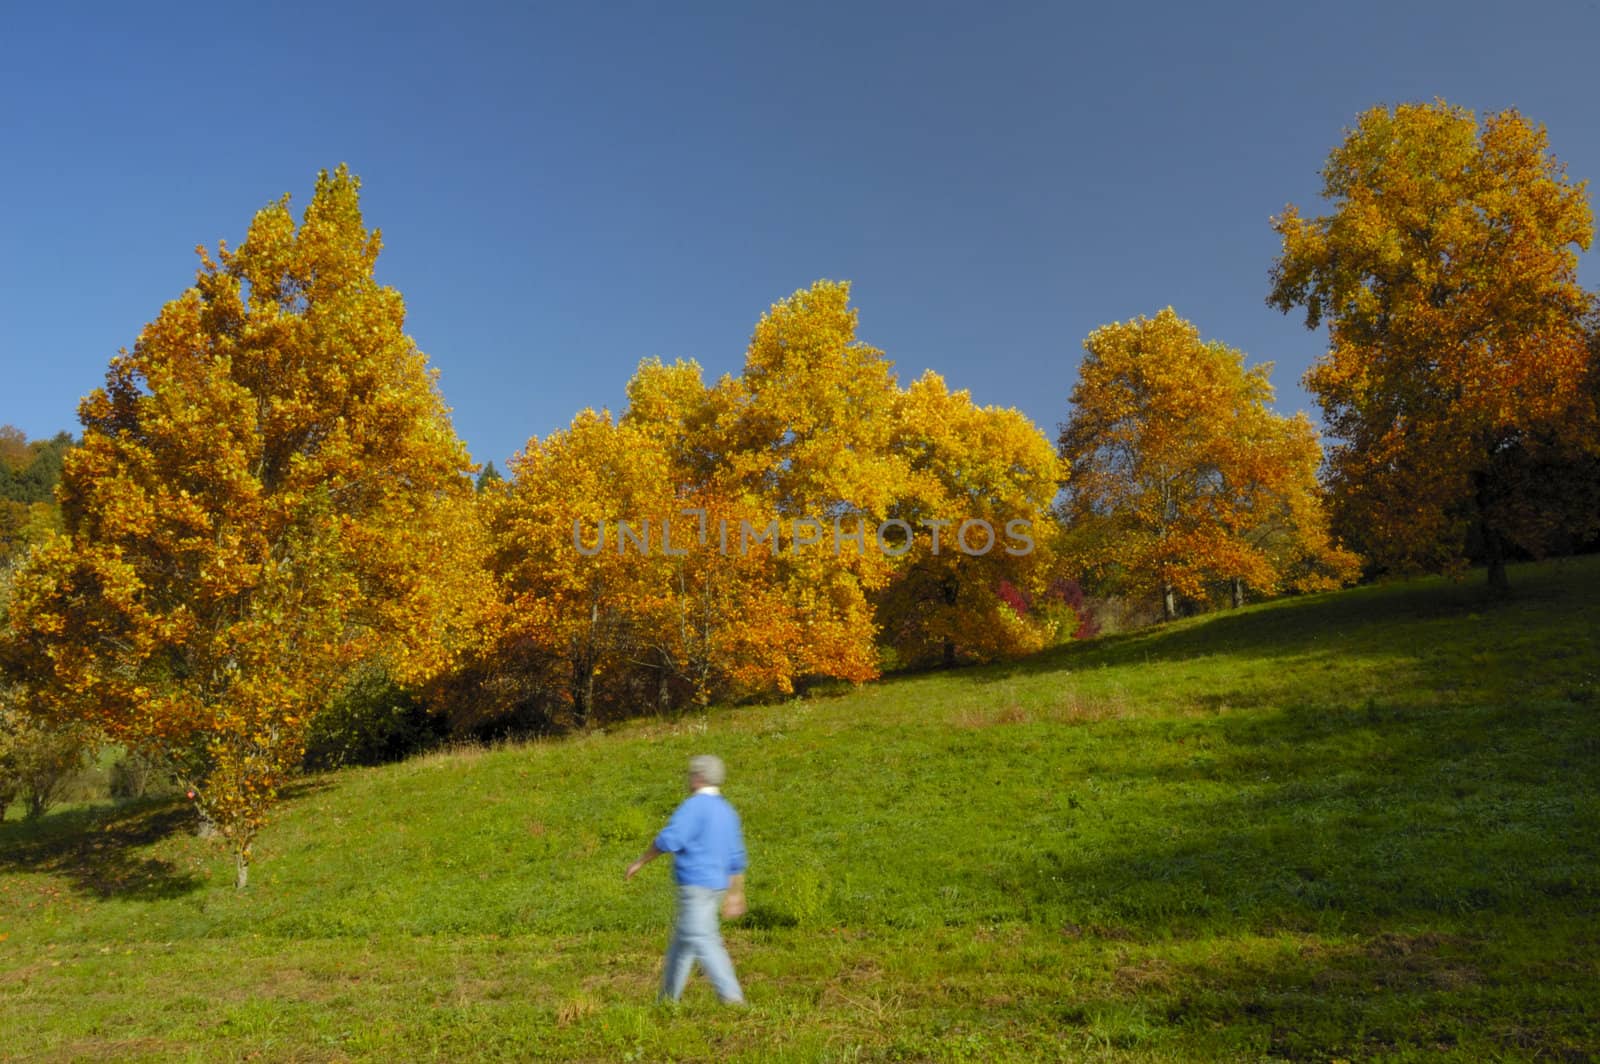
[942, 573, 960, 667]
[1483, 523, 1509, 594]
[1231, 578, 1244, 609]
[1161, 584, 1176, 621]
[574, 598, 600, 727]
[234, 847, 249, 890]
[1473, 467, 1510, 594]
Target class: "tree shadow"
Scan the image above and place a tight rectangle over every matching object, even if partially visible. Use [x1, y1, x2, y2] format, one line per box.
[741, 903, 800, 930]
[986, 578, 1506, 681]
[0, 799, 203, 900]
[1004, 691, 1599, 934]
[970, 689, 1600, 1055]
[1059, 923, 1593, 1060]
[0, 777, 335, 901]
[277, 776, 335, 803]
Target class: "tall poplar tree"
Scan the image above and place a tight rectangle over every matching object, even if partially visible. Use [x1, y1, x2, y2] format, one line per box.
[1, 167, 480, 886]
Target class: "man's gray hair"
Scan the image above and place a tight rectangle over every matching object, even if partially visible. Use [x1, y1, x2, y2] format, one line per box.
[688, 754, 726, 786]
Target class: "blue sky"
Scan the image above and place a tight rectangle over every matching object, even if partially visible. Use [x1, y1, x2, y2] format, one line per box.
[4, 1, 1597, 469]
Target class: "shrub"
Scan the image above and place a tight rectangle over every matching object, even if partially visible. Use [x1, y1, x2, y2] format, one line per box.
[0, 710, 94, 819]
[303, 669, 448, 770]
[108, 749, 170, 800]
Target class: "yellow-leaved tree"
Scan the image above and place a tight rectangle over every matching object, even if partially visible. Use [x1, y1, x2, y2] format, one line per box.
[699, 280, 907, 686]
[489, 409, 680, 726]
[0, 167, 480, 887]
[621, 358, 806, 705]
[480, 280, 1081, 722]
[877, 372, 1066, 666]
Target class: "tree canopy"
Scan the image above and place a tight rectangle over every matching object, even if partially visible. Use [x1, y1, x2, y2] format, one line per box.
[1058, 309, 1356, 619]
[1269, 100, 1597, 587]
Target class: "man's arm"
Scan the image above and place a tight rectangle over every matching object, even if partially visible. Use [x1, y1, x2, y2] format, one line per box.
[625, 843, 662, 881]
[628, 798, 697, 881]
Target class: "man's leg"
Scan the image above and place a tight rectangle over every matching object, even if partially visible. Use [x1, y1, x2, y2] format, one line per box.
[687, 887, 744, 1005]
[658, 887, 698, 1002]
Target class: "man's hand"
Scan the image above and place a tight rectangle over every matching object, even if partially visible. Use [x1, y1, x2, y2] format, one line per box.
[626, 843, 662, 881]
[722, 873, 747, 919]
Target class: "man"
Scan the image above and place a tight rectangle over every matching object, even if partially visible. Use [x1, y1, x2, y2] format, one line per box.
[625, 754, 748, 1005]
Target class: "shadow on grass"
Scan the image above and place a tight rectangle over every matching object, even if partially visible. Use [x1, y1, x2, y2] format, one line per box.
[1001, 579, 1501, 678]
[961, 557, 1599, 693]
[741, 903, 800, 930]
[277, 777, 335, 804]
[0, 777, 335, 901]
[0, 799, 203, 900]
[1011, 691, 1599, 933]
[1061, 923, 1595, 1060]
[988, 686, 1600, 1056]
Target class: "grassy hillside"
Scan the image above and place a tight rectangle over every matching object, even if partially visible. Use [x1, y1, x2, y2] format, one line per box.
[3, 558, 1598, 1061]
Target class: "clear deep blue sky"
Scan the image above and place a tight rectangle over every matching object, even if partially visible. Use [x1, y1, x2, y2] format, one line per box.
[4, 1, 1597, 469]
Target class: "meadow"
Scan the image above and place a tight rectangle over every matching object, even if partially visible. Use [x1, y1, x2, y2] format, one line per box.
[2, 558, 1597, 1061]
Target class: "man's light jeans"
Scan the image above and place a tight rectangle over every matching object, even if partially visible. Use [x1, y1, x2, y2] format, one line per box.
[659, 885, 744, 1004]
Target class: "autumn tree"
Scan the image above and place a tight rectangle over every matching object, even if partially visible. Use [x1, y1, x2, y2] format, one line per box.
[1269, 100, 1596, 589]
[483, 280, 1079, 722]
[1058, 308, 1355, 620]
[704, 281, 906, 684]
[877, 372, 1066, 666]
[0, 705, 93, 821]
[489, 409, 678, 727]
[0, 167, 479, 885]
[0, 565, 94, 822]
[1224, 406, 1361, 605]
[621, 359, 807, 705]
[485, 284, 914, 729]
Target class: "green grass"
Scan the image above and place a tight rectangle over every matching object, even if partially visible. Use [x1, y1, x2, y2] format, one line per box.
[3, 557, 1598, 1061]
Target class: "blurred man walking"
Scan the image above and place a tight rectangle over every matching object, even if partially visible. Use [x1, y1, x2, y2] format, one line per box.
[625, 754, 748, 1005]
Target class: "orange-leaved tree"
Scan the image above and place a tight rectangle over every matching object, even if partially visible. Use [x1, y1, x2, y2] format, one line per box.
[1222, 402, 1361, 604]
[1269, 100, 1596, 589]
[485, 284, 908, 723]
[1058, 308, 1355, 620]
[482, 281, 1081, 719]
[0, 167, 479, 887]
